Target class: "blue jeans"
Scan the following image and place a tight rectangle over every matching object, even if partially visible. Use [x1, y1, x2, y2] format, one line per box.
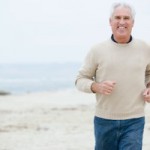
[94, 116, 145, 150]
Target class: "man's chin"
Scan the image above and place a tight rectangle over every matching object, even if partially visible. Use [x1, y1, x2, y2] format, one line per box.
[117, 33, 127, 38]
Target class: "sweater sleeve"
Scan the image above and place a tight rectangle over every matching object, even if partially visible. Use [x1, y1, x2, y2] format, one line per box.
[145, 44, 150, 86]
[75, 48, 97, 93]
[145, 63, 150, 86]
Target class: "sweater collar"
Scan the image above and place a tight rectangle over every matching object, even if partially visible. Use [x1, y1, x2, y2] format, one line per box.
[111, 34, 132, 43]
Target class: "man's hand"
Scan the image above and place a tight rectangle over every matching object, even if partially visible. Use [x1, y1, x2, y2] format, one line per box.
[91, 80, 116, 95]
[143, 88, 150, 103]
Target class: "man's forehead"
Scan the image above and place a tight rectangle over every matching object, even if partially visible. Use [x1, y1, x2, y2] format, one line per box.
[114, 14, 131, 17]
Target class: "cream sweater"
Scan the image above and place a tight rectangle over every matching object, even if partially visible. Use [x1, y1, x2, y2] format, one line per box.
[76, 38, 150, 120]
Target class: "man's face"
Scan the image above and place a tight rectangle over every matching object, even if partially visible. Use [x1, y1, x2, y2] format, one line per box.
[109, 7, 134, 43]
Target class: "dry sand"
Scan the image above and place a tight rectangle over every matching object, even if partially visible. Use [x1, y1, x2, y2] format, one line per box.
[0, 89, 149, 150]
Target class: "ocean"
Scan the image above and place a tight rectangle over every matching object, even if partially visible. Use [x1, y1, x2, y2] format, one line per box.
[0, 62, 81, 94]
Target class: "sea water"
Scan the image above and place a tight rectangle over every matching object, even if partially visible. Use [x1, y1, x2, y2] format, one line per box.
[0, 62, 81, 94]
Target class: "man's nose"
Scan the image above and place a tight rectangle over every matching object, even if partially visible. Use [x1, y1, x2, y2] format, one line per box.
[119, 18, 125, 24]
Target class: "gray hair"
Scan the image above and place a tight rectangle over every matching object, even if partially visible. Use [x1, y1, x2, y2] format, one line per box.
[110, 2, 136, 20]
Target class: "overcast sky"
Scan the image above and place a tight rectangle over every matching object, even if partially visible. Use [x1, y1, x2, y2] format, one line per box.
[0, 0, 150, 64]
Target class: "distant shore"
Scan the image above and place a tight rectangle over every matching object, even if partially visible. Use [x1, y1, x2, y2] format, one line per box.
[0, 90, 11, 95]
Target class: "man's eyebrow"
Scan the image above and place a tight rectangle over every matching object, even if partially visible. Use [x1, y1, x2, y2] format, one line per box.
[114, 15, 131, 18]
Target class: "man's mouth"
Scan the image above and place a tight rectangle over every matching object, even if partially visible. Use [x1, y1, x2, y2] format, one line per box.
[117, 26, 126, 29]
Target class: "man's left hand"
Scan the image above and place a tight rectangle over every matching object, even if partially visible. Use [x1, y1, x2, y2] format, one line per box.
[143, 88, 150, 102]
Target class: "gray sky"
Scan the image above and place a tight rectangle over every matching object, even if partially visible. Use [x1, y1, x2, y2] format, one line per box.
[0, 0, 150, 63]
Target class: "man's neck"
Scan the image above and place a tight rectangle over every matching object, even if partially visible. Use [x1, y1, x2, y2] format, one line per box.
[111, 35, 132, 43]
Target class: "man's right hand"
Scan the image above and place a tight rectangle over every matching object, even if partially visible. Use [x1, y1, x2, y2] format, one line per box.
[91, 80, 116, 95]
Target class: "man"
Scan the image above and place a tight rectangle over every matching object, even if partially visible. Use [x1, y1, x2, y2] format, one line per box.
[75, 2, 150, 150]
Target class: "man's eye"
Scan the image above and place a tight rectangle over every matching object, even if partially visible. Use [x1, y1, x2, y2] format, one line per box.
[115, 16, 120, 20]
[124, 17, 130, 20]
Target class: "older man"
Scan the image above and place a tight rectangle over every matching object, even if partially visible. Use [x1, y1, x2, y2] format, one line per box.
[75, 2, 150, 150]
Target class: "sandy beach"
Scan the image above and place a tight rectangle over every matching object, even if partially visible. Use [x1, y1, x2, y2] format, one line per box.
[0, 89, 150, 150]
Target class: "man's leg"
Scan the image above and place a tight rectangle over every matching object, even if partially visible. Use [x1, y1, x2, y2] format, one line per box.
[119, 117, 145, 150]
[94, 116, 118, 150]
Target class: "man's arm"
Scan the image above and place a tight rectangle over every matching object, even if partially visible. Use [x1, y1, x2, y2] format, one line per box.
[75, 48, 97, 93]
[143, 63, 150, 102]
